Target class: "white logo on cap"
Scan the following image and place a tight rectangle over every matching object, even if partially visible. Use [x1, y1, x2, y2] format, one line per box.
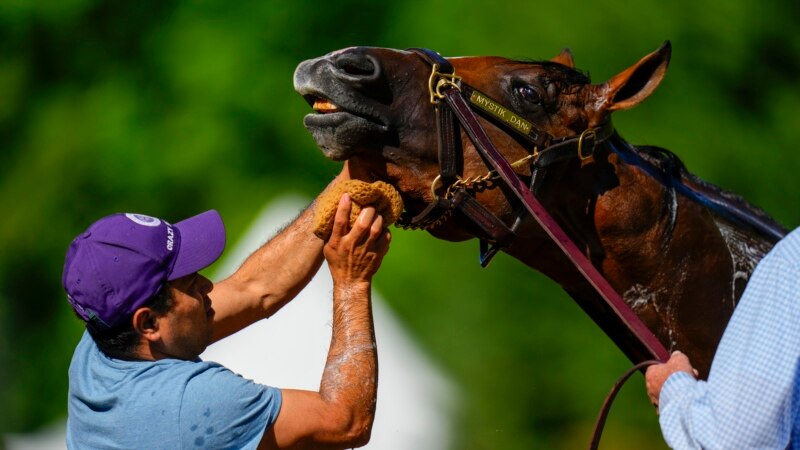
[125, 213, 162, 227]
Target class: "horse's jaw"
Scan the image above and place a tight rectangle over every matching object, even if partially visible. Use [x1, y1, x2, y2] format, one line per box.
[302, 112, 388, 161]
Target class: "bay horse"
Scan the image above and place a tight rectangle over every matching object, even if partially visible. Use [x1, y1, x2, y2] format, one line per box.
[293, 42, 785, 378]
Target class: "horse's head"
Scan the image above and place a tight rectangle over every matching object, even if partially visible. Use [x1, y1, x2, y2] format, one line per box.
[294, 43, 787, 377]
[294, 44, 671, 242]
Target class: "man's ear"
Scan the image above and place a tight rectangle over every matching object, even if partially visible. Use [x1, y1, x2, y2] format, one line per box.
[132, 307, 160, 341]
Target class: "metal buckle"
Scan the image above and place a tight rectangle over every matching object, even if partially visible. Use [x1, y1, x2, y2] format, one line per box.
[577, 128, 598, 166]
[427, 64, 462, 104]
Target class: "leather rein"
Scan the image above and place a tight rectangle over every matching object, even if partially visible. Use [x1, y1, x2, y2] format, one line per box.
[402, 48, 669, 449]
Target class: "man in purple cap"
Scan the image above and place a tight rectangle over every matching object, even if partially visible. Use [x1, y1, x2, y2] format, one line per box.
[62, 173, 390, 449]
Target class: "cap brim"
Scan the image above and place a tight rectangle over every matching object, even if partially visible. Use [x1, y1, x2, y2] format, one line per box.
[169, 210, 226, 280]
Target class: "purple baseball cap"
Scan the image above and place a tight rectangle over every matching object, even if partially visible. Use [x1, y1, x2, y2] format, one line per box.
[62, 210, 226, 330]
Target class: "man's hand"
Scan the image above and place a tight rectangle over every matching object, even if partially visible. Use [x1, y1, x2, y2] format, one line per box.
[646, 351, 698, 410]
[323, 193, 391, 286]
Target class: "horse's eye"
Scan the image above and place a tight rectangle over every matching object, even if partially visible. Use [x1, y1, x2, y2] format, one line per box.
[516, 85, 541, 104]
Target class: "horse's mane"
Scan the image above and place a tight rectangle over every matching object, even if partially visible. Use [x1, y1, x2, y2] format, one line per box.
[516, 59, 592, 86]
[634, 144, 787, 242]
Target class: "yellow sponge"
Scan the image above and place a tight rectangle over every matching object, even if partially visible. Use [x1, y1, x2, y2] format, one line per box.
[313, 180, 404, 240]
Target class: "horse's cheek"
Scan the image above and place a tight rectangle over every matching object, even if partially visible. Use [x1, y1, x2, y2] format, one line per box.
[594, 190, 655, 237]
[597, 162, 661, 234]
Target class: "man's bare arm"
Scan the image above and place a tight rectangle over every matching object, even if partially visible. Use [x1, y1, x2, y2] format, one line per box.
[260, 194, 389, 449]
[209, 167, 351, 342]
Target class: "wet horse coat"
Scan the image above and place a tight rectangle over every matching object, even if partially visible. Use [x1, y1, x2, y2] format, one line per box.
[294, 43, 785, 377]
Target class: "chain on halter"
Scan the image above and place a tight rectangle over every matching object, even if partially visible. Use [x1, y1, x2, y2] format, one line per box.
[441, 152, 537, 199]
[397, 152, 538, 232]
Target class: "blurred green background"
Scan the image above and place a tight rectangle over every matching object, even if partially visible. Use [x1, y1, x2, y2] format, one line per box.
[2, 0, 799, 448]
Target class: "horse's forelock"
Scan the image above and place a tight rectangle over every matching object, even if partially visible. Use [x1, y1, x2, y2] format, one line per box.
[514, 59, 592, 85]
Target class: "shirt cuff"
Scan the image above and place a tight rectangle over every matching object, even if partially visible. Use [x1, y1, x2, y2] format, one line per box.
[659, 371, 696, 411]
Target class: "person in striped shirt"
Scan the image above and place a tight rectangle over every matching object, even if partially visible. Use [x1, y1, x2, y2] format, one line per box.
[646, 227, 800, 449]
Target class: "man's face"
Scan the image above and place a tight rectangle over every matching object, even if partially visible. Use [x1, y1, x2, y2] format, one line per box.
[157, 273, 215, 360]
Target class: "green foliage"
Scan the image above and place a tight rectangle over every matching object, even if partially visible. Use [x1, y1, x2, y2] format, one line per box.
[2, 0, 799, 448]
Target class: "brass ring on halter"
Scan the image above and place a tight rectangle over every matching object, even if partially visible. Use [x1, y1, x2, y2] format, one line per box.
[430, 174, 444, 199]
[435, 76, 461, 99]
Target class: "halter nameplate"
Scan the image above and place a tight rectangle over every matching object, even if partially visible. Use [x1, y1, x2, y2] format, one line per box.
[468, 89, 533, 135]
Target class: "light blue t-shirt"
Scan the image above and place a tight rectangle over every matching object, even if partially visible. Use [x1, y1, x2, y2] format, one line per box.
[67, 331, 282, 449]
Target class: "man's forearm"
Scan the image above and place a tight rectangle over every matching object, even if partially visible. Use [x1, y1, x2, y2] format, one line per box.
[210, 203, 324, 342]
[258, 194, 387, 448]
[319, 281, 377, 445]
[260, 281, 379, 449]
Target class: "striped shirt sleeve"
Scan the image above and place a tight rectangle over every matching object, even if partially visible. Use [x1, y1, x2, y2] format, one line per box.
[657, 227, 800, 449]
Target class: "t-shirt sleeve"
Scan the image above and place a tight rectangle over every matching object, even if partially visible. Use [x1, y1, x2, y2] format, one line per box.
[180, 364, 282, 450]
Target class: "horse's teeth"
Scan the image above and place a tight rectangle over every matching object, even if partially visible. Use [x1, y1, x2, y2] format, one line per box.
[313, 99, 340, 113]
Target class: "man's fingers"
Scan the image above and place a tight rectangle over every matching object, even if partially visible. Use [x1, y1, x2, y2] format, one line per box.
[356, 206, 376, 229]
[348, 207, 377, 244]
[367, 213, 385, 243]
[330, 194, 352, 241]
[376, 229, 391, 255]
[336, 202, 390, 250]
[644, 350, 699, 414]
[669, 351, 694, 373]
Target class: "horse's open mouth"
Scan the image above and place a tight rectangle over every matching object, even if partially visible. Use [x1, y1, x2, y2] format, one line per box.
[301, 94, 385, 127]
[310, 98, 342, 114]
[300, 93, 388, 160]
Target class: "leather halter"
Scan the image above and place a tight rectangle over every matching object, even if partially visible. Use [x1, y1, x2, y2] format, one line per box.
[404, 47, 670, 450]
[403, 47, 669, 359]
[398, 48, 615, 265]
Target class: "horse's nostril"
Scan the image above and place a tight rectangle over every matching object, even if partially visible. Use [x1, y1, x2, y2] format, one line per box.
[334, 53, 377, 77]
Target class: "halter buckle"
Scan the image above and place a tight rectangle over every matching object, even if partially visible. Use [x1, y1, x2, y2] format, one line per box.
[427, 64, 462, 104]
[577, 128, 598, 167]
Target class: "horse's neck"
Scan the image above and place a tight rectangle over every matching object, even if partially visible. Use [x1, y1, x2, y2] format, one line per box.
[499, 135, 783, 373]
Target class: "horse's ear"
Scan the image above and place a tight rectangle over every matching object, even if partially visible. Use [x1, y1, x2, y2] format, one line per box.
[550, 48, 575, 68]
[596, 41, 671, 112]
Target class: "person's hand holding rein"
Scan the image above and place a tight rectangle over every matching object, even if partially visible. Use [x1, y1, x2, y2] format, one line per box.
[646, 351, 698, 410]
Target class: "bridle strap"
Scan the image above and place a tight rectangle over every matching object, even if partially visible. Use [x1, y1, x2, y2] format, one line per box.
[408, 47, 454, 73]
[400, 196, 454, 229]
[452, 191, 517, 248]
[399, 48, 457, 228]
[436, 101, 460, 187]
[399, 48, 517, 248]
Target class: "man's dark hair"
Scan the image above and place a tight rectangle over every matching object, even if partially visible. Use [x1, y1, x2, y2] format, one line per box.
[85, 286, 175, 360]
